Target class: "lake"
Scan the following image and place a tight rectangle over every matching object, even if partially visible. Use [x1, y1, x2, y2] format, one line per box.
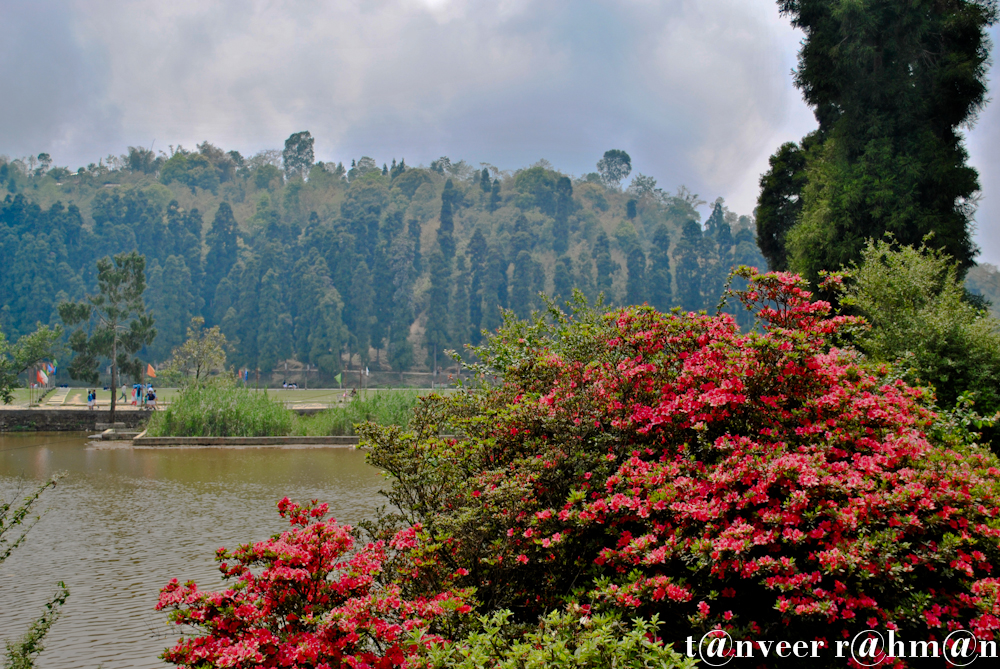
[0, 432, 386, 668]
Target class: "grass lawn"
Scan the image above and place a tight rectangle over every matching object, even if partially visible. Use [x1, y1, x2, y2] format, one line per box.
[4, 386, 446, 409]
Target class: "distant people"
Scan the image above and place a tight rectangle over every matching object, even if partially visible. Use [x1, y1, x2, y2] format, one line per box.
[147, 387, 156, 410]
[120, 384, 127, 401]
[87, 389, 95, 410]
[350, 387, 358, 398]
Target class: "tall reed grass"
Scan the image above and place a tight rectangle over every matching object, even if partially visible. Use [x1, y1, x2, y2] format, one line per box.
[145, 383, 292, 437]
[144, 385, 422, 437]
[293, 389, 421, 436]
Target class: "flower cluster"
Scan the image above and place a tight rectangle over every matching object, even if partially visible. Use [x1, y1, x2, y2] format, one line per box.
[157, 498, 469, 668]
[363, 270, 1000, 663]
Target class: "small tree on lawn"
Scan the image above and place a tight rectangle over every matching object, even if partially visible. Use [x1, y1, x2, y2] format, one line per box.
[58, 251, 156, 424]
[0, 324, 61, 404]
[162, 317, 227, 385]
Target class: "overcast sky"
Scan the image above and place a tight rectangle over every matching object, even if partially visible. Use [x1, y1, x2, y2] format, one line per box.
[2, 0, 998, 263]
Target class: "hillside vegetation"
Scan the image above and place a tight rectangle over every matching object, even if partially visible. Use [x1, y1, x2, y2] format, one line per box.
[0, 142, 764, 380]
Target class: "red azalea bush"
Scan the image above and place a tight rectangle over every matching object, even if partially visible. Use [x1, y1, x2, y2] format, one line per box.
[362, 270, 1000, 664]
[156, 498, 470, 668]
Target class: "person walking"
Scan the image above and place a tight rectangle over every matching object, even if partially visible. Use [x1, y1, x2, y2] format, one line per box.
[120, 384, 127, 401]
[87, 389, 95, 410]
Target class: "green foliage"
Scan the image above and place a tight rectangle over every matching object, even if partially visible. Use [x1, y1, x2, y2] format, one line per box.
[146, 383, 420, 437]
[58, 251, 156, 421]
[294, 389, 421, 436]
[842, 238, 1000, 415]
[762, 0, 997, 283]
[282, 130, 314, 179]
[0, 324, 61, 405]
[145, 380, 293, 437]
[596, 149, 631, 190]
[2, 477, 68, 669]
[2, 138, 769, 383]
[3, 584, 69, 669]
[416, 607, 695, 669]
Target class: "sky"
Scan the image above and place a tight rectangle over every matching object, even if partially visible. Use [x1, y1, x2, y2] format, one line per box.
[2, 0, 998, 263]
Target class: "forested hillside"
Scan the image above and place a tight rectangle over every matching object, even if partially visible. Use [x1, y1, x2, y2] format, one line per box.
[0, 138, 765, 381]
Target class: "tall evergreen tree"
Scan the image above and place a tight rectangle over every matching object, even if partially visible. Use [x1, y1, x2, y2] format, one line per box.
[553, 256, 574, 304]
[647, 224, 673, 312]
[761, 0, 997, 283]
[348, 261, 374, 371]
[479, 168, 491, 194]
[480, 246, 508, 334]
[438, 179, 456, 258]
[673, 219, 705, 312]
[450, 256, 472, 358]
[552, 176, 573, 255]
[147, 255, 195, 361]
[625, 247, 647, 305]
[424, 251, 451, 371]
[489, 179, 502, 213]
[593, 231, 616, 302]
[510, 250, 533, 319]
[257, 268, 293, 373]
[204, 202, 239, 321]
[408, 218, 422, 275]
[388, 230, 417, 372]
[467, 229, 488, 344]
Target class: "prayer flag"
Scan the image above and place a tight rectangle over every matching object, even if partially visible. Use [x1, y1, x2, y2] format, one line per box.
[147, 364, 157, 378]
[37, 370, 48, 385]
[334, 373, 342, 385]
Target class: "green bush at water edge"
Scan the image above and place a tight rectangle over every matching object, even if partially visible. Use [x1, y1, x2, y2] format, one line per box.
[145, 382, 292, 437]
[145, 384, 421, 437]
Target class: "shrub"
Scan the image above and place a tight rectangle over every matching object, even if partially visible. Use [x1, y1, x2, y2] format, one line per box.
[843, 237, 1000, 416]
[361, 270, 1000, 666]
[157, 498, 470, 668]
[145, 381, 292, 437]
[294, 390, 421, 436]
[416, 607, 695, 669]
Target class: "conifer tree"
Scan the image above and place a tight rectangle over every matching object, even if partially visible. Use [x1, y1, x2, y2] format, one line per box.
[673, 219, 705, 312]
[574, 254, 597, 303]
[626, 247, 647, 306]
[480, 246, 508, 333]
[257, 268, 293, 373]
[348, 261, 374, 371]
[147, 255, 195, 361]
[761, 0, 996, 282]
[552, 176, 573, 255]
[593, 231, 616, 302]
[467, 230, 488, 343]
[408, 218, 422, 275]
[553, 256, 574, 304]
[489, 179, 502, 213]
[450, 256, 472, 358]
[204, 203, 239, 320]
[647, 224, 673, 312]
[438, 179, 456, 258]
[388, 231, 416, 372]
[480, 168, 491, 194]
[510, 250, 533, 319]
[424, 251, 451, 371]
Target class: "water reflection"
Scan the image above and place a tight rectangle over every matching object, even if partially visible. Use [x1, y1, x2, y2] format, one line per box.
[0, 432, 386, 669]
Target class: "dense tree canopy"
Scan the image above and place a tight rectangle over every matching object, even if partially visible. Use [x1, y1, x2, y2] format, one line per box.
[1, 135, 766, 386]
[759, 0, 997, 282]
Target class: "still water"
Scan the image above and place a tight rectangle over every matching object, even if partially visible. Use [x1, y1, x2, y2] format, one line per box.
[0, 432, 386, 668]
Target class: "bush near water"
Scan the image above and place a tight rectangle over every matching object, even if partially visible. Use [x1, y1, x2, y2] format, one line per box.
[159, 271, 1000, 668]
[144, 381, 420, 437]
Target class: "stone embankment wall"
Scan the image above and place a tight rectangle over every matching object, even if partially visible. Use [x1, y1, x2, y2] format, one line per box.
[0, 409, 147, 432]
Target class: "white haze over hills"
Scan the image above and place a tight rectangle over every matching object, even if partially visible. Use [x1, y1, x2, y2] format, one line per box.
[1, 0, 998, 262]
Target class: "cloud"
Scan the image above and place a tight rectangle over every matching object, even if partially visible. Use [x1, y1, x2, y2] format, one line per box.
[1, 0, 995, 261]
